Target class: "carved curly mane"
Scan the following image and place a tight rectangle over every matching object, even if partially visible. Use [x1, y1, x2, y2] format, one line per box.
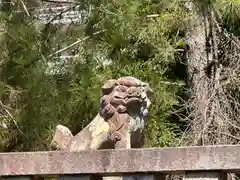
[99, 76, 153, 142]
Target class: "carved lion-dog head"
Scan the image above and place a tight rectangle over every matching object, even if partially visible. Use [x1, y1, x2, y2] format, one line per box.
[99, 76, 153, 145]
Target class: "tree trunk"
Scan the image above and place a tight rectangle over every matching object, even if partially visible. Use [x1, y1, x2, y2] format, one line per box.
[184, 2, 226, 145]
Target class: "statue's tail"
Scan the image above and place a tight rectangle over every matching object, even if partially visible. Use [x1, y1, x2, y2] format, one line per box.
[67, 113, 110, 151]
[51, 125, 73, 150]
[51, 114, 111, 151]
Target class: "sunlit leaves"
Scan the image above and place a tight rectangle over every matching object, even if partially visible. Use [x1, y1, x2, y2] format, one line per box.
[0, 0, 190, 151]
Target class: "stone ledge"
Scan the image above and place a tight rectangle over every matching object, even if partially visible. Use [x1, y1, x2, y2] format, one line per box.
[1, 145, 240, 176]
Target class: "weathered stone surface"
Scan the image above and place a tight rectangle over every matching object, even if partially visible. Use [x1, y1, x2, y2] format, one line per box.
[1, 145, 240, 176]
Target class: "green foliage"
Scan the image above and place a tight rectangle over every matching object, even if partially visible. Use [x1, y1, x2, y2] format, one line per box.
[4, 0, 240, 151]
[215, 0, 240, 36]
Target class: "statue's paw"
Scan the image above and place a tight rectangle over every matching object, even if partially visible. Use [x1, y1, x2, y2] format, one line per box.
[108, 131, 122, 143]
[116, 105, 127, 113]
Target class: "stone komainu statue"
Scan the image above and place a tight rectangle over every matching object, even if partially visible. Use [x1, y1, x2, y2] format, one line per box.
[51, 76, 153, 151]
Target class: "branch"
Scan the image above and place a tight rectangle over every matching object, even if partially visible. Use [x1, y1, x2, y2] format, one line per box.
[48, 30, 107, 57]
[42, 0, 79, 4]
[146, 14, 160, 18]
[46, 4, 78, 24]
[19, 0, 30, 16]
[0, 100, 24, 134]
[158, 81, 185, 86]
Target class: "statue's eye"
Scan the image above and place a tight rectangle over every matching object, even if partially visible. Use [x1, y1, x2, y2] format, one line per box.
[142, 83, 147, 87]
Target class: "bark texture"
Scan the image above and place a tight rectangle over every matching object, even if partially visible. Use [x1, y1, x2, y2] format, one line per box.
[184, 3, 225, 145]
